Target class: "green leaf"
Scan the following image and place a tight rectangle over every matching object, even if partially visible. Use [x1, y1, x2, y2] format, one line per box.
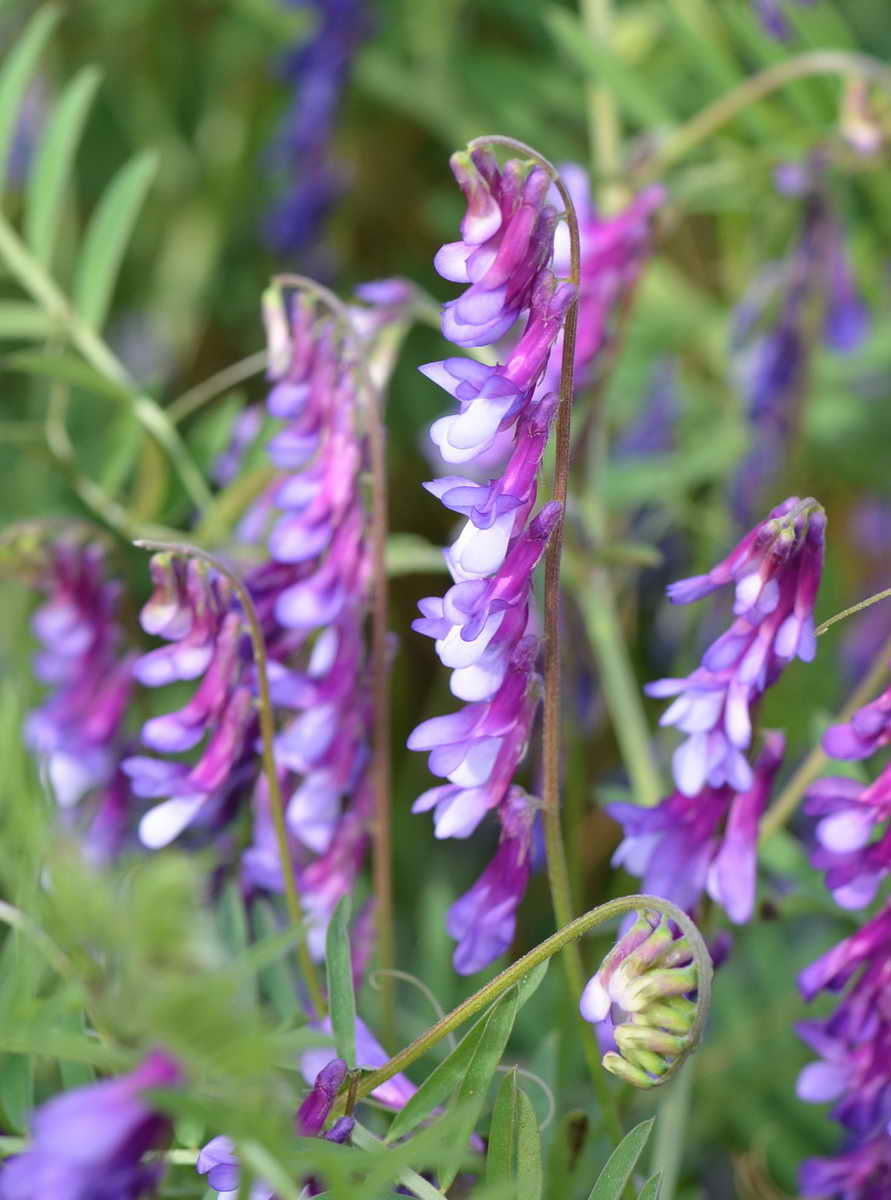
[440, 990, 520, 1191]
[252, 900, 302, 1022]
[0, 1054, 33, 1134]
[325, 895, 356, 1068]
[73, 149, 158, 329]
[516, 959, 549, 1009]
[386, 1016, 486, 1142]
[515, 1086, 543, 1200]
[637, 1174, 662, 1200]
[0, 6, 60, 192]
[0, 301, 54, 339]
[386, 532, 448, 577]
[588, 1119, 655, 1200]
[487, 1068, 520, 1188]
[2, 348, 131, 400]
[24, 65, 102, 266]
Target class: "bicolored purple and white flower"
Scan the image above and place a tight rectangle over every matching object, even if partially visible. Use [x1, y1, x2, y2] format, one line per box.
[648, 497, 825, 796]
[123, 555, 255, 849]
[198, 1058, 354, 1199]
[797, 904, 891, 1193]
[607, 732, 784, 923]
[0, 1050, 180, 1200]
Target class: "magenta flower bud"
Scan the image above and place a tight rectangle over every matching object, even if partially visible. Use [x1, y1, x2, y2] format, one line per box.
[296, 1058, 348, 1136]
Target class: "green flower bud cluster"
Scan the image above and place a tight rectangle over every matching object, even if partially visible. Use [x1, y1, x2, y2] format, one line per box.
[580, 912, 700, 1089]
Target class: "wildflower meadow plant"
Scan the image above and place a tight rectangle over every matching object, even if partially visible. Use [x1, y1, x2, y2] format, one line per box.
[3, 3, 891, 1197]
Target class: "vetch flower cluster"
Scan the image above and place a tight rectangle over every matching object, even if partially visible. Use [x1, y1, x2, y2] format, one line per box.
[240, 285, 374, 958]
[730, 159, 868, 522]
[796, 907, 891, 1196]
[580, 912, 700, 1089]
[24, 533, 135, 860]
[123, 554, 256, 849]
[647, 496, 825, 799]
[408, 145, 576, 973]
[607, 732, 785, 923]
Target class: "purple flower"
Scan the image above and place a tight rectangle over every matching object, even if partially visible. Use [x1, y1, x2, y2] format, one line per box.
[0, 1051, 180, 1200]
[198, 1059, 354, 1199]
[123, 555, 255, 848]
[301, 1018, 416, 1112]
[238, 286, 374, 955]
[265, 0, 370, 259]
[24, 536, 136, 857]
[648, 497, 825, 796]
[797, 905, 891, 1192]
[211, 405, 264, 487]
[751, 0, 815, 41]
[446, 788, 535, 974]
[607, 731, 784, 923]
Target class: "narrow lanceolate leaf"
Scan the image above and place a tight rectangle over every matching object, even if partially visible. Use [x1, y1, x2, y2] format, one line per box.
[325, 895, 356, 1068]
[2, 348, 130, 401]
[637, 1173, 662, 1200]
[73, 149, 158, 328]
[0, 6, 61, 191]
[0, 301, 54, 339]
[439, 990, 521, 1191]
[24, 65, 102, 266]
[515, 1086, 543, 1200]
[487, 1068, 521, 1187]
[386, 1008, 489, 1143]
[588, 1119, 655, 1200]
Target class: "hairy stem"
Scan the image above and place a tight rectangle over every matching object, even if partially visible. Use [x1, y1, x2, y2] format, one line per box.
[760, 629, 891, 839]
[815, 585, 891, 636]
[645, 50, 891, 181]
[0, 212, 212, 514]
[168, 349, 268, 426]
[133, 539, 326, 1018]
[271, 275, 395, 1041]
[341, 894, 712, 1109]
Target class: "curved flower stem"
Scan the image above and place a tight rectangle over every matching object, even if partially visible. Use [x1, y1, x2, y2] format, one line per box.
[133, 538, 327, 1019]
[644, 50, 891, 182]
[168, 349, 269, 426]
[0, 213, 212, 515]
[342, 894, 712, 1109]
[271, 275, 395, 1041]
[760, 629, 891, 840]
[815, 585, 891, 637]
[463, 134, 627, 1132]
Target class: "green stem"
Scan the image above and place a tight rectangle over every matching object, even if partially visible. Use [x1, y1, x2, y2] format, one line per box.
[567, 553, 664, 807]
[580, 0, 624, 208]
[650, 1059, 693, 1200]
[167, 349, 268, 425]
[271, 273, 396, 1045]
[645, 50, 891, 181]
[343, 894, 712, 1108]
[760, 629, 891, 840]
[815, 585, 891, 636]
[0, 212, 212, 514]
[133, 539, 327, 1018]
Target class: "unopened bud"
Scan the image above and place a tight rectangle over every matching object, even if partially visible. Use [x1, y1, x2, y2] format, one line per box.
[262, 285, 292, 378]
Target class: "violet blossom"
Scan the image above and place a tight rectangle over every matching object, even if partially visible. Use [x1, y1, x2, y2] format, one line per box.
[198, 1058, 354, 1199]
[238, 285, 373, 960]
[607, 731, 785, 923]
[0, 1050, 180, 1200]
[408, 146, 577, 973]
[796, 906, 891, 1195]
[265, 0, 370, 260]
[751, 0, 815, 41]
[730, 161, 868, 522]
[647, 496, 825, 797]
[122, 554, 256, 849]
[25, 535, 136, 859]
